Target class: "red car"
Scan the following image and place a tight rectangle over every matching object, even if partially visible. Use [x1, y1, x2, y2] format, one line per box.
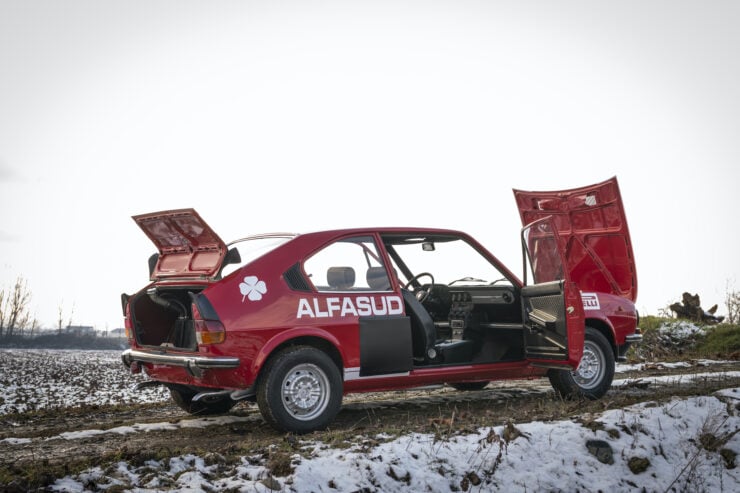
[122, 177, 641, 433]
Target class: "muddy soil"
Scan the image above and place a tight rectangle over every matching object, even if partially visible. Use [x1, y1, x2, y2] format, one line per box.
[2, 361, 738, 487]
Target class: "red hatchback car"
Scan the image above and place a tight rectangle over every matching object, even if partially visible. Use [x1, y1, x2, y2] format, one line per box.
[122, 177, 641, 433]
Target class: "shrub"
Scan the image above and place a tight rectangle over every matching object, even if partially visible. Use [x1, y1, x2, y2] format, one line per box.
[696, 324, 740, 357]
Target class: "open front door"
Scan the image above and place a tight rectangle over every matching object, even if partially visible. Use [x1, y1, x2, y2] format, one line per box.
[521, 217, 585, 368]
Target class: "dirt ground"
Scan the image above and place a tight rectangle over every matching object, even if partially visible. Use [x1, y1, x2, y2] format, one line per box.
[2, 361, 739, 489]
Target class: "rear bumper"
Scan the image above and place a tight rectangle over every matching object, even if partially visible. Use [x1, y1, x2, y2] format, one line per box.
[121, 348, 240, 377]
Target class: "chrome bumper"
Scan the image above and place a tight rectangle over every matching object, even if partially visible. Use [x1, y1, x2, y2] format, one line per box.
[122, 348, 240, 378]
[625, 333, 643, 343]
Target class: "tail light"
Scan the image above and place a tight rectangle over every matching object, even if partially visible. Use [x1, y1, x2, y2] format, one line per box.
[121, 293, 134, 342]
[192, 297, 226, 345]
[123, 303, 134, 341]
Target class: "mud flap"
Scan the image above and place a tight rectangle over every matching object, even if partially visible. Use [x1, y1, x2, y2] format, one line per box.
[359, 316, 413, 377]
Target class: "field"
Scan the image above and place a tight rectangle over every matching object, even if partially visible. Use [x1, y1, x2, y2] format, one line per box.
[0, 349, 168, 415]
[1, 321, 739, 492]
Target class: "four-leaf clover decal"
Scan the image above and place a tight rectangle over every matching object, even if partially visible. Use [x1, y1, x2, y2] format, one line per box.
[239, 276, 267, 302]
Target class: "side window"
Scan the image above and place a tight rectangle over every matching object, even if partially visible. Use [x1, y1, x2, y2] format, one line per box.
[304, 236, 391, 292]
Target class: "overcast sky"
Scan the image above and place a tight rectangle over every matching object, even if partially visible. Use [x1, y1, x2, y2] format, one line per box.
[1, 1, 739, 330]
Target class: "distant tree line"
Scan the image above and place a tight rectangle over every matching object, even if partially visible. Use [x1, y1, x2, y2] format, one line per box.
[0, 332, 127, 350]
[0, 277, 125, 350]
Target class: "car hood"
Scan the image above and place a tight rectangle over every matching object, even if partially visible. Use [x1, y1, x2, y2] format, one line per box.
[133, 208, 227, 280]
[513, 176, 637, 302]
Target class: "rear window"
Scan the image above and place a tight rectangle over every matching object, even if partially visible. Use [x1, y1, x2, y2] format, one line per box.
[221, 235, 295, 278]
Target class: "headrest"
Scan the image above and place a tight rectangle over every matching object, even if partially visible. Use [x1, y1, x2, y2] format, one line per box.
[366, 266, 390, 290]
[327, 266, 355, 289]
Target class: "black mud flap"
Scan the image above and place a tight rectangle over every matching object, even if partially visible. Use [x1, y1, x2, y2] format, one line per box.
[359, 316, 413, 377]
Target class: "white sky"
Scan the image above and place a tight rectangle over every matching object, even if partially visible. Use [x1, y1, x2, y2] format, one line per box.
[1, 0, 739, 330]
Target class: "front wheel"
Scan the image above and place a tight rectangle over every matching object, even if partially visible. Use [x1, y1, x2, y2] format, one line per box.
[548, 327, 615, 400]
[257, 345, 343, 433]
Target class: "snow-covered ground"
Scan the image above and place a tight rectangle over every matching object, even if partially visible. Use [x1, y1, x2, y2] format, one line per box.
[38, 388, 740, 492]
[1, 348, 739, 492]
[1, 348, 735, 415]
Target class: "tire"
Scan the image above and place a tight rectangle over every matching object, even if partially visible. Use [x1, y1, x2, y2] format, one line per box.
[257, 345, 343, 434]
[169, 387, 237, 415]
[548, 327, 615, 400]
[449, 381, 489, 391]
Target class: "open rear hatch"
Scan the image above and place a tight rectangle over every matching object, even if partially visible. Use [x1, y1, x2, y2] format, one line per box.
[133, 208, 227, 280]
[513, 176, 637, 302]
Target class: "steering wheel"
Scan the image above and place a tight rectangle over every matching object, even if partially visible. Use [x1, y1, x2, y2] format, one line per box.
[403, 272, 435, 303]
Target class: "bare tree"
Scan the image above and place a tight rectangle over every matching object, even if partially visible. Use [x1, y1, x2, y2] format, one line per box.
[57, 302, 65, 334]
[67, 302, 76, 329]
[28, 315, 39, 337]
[0, 288, 6, 338]
[15, 311, 39, 337]
[3, 277, 33, 338]
[725, 284, 740, 325]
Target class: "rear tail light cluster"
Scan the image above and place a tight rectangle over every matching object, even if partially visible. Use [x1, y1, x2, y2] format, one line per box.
[192, 296, 226, 345]
[123, 304, 134, 341]
[121, 293, 134, 342]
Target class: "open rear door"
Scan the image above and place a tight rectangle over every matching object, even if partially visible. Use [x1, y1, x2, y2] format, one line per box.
[521, 217, 585, 368]
[133, 208, 227, 280]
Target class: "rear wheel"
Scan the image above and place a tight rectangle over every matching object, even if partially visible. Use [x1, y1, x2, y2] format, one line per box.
[257, 346, 342, 433]
[548, 327, 614, 400]
[169, 387, 237, 415]
[449, 381, 489, 391]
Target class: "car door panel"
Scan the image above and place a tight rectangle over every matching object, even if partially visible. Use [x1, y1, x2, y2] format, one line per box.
[521, 218, 585, 368]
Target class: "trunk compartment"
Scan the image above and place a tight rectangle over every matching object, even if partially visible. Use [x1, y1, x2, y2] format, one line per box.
[130, 286, 204, 350]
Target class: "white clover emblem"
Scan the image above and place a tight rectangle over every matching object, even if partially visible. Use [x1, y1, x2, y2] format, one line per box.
[239, 275, 267, 302]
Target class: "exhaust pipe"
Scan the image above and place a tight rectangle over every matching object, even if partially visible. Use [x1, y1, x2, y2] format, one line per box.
[192, 387, 256, 403]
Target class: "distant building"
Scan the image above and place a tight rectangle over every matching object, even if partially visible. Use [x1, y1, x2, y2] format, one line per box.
[66, 325, 96, 337]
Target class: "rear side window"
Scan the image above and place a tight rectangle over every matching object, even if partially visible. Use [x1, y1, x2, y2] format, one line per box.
[304, 236, 391, 292]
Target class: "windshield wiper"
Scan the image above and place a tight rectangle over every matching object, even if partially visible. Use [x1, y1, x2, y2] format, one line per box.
[448, 277, 487, 286]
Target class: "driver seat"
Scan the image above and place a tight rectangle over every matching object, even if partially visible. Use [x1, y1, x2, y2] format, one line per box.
[402, 289, 477, 364]
[401, 289, 439, 361]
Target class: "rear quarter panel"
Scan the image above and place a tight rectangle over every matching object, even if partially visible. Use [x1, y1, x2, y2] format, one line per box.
[200, 238, 358, 388]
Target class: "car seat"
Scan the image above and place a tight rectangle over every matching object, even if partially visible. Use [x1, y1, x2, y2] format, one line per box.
[327, 266, 355, 290]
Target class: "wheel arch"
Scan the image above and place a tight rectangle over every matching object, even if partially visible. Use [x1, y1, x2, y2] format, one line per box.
[252, 328, 345, 383]
[584, 317, 617, 356]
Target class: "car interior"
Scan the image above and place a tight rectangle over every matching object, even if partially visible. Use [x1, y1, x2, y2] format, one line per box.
[381, 234, 527, 367]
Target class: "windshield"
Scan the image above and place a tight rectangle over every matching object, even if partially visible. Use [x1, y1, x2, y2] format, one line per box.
[386, 236, 511, 287]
